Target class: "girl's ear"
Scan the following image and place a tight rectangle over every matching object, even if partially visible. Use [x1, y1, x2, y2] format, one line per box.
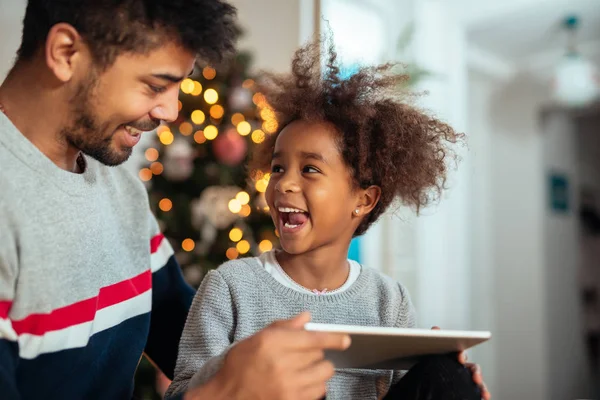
[354, 185, 381, 216]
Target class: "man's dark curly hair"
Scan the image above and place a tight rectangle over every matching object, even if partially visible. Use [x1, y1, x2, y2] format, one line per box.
[251, 40, 464, 236]
[18, 0, 238, 68]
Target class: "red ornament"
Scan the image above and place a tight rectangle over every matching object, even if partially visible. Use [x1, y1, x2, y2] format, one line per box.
[212, 128, 247, 166]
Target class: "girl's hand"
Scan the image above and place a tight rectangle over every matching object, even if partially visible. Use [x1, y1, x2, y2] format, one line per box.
[431, 326, 491, 400]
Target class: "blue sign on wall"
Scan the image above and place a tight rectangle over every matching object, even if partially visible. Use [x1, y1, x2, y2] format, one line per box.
[549, 173, 569, 213]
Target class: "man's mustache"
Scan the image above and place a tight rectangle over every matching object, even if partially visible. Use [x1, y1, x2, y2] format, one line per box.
[126, 119, 161, 132]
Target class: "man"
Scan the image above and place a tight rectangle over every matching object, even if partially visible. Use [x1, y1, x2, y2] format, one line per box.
[0, 1, 350, 399]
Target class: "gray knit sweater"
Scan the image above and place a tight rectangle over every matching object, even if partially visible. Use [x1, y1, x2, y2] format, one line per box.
[166, 257, 416, 400]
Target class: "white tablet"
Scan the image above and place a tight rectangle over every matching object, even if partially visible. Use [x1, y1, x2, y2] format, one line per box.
[304, 323, 491, 369]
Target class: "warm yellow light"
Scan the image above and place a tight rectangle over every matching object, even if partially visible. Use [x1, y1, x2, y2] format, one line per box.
[145, 148, 159, 162]
[203, 67, 216, 80]
[252, 92, 266, 106]
[191, 81, 203, 96]
[139, 168, 152, 181]
[182, 239, 195, 252]
[264, 173, 271, 181]
[263, 206, 270, 213]
[204, 88, 218, 104]
[159, 130, 174, 145]
[255, 179, 268, 193]
[228, 199, 242, 213]
[181, 78, 195, 94]
[237, 121, 251, 136]
[229, 227, 243, 242]
[191, 110, 206, 125]
[236, 240, 250, 254]
[226, 247, 239, 260]
[150, 162, 164, 175]
[251, 129, 265, 144]
[203, 125, 218, 140]
[239, 204, 251, 217]
[158, 198, 172, 212]
[262, 120, 278, 134]
[275, 229, 280, 238]
[157, 125, 170, 135]
[260, 108, 275, 121]
[179, 122, 193, 136]
[210, 105, 225, 119]
[242, 79, 254, 88]
[258, 240, 273, 253]
[178, 101, 183, 111]
[194, 130, 206, 144]
[231, 113, 245, 126]
[236, 191, 250, 205]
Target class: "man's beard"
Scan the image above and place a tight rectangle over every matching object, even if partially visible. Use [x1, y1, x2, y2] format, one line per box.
[62, 80, 158, 167]
[66, 112, 126, 166]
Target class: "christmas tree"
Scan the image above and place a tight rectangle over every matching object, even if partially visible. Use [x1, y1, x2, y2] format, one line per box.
[140, 51, 279, 287]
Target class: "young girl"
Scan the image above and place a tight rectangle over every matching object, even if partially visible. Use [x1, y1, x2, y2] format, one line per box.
[166, 41, 488, 400]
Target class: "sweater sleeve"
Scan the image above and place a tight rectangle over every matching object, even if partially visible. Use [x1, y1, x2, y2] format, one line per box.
[396, 282, 417, 329]
[145, 211, 195, 380]
[391, 282, 417, 385]
[165, 269, 235, 398]
[0, 200, 21, 399]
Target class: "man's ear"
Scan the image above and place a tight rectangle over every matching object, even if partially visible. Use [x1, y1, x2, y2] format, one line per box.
[45, 23, 87, 83]
[353, 185, 381, 217]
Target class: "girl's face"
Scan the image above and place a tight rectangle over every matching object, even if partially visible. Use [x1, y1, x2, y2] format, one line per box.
[265, 120, 362, 255]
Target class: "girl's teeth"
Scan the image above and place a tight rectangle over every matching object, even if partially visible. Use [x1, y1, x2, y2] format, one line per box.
[278, 207, 304, 213]
[284, 222, 299, 228]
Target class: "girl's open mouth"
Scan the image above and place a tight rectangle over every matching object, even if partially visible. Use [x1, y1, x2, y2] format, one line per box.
[278, 207, 310, 233]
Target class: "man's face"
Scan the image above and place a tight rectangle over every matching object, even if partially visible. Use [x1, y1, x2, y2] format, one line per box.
[63, 41, 196, 166]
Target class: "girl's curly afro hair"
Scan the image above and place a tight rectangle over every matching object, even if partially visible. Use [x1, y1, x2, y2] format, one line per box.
[251, 39, 464, 236]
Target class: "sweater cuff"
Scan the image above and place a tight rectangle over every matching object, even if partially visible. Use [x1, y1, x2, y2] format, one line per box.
[188, 346, 233, 390]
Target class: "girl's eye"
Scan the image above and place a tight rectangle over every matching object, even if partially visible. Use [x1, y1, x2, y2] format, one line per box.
[271, 165, 283, 173]
[303, 166, 319, 173]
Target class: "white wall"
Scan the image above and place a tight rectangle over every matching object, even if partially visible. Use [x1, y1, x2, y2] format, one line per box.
[541, 110, 592, 400]
[230, 0, 301, 74]
[467, 70, 498, 398]
[0, 0, 25, 81]
[468, 70, 549, 400]
[492, 74, 549, 400]
[469, 66, 597, 399]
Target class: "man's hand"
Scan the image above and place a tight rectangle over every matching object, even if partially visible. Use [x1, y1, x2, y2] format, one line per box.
[186, 312, 350, 400]
[431, 326, 491, 400]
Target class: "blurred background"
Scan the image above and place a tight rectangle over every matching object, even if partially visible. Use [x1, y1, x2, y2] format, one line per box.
[2, 0, 600, 399]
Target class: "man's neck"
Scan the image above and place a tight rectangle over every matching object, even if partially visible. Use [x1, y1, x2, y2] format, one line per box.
[0, 61, 81, 173]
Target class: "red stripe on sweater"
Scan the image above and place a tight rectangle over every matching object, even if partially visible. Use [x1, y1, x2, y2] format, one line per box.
[11, 270, 151, 336]
[150, 233, 165, 254]
[0, 300, 11, 319]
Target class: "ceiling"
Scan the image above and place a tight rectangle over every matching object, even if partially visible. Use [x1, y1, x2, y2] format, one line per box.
[465, 0, 600, 74]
